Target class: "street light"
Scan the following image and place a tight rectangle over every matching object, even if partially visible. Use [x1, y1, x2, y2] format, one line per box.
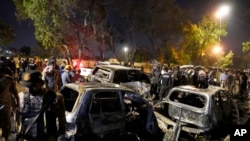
[215, 4, 230, 45]
[213, 45, 223, 55]
[124, 47, 128, 61]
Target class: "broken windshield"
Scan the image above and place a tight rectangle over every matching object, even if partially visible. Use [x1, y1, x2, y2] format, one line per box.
[169, 90, 206, 108]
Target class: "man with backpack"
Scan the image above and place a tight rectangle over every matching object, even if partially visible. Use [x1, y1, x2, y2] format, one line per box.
[19, 70, 66, 141]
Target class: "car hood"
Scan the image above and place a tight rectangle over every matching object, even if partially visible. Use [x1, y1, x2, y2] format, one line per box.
[120, 81, 152, 103]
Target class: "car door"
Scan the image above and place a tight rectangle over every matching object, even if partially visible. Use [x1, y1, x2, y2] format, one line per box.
[88, 90, 126, 137]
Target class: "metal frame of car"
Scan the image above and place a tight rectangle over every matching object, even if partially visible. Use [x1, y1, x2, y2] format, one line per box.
[154, 85, 235, 140]
[88, 65, 150, 84]
[60, 82, 161, 141]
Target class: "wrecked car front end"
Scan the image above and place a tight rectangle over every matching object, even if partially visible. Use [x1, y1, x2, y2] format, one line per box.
[154, 85, 234, 141]
[61, 82, 163, 141]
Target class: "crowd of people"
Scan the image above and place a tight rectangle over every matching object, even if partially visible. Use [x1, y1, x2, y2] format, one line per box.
[0, 56, 85, 141]
[150, 63, 249, 101]
[1, 56, 250, 140]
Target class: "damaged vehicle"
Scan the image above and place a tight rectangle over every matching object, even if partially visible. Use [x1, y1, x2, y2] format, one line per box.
[87, 65, 152, 103]
[120, 81, 153, 104]
[154, 85, 238, 141]
[59, 82, 163, 141]
[87, 65, 150, 84]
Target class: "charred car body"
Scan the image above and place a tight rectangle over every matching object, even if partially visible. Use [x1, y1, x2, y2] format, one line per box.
[60, 82, 163, 141]
[87, 65, 150, 84]
[154, 85, 237, 141]
[87, 65, 152, 102]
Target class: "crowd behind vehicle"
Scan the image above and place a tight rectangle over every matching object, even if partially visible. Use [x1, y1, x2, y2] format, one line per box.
[149, 63, 250, 101]
[1, 55, 250, 140]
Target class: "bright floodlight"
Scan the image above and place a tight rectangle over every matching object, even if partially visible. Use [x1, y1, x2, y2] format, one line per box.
[213, 45, 223, 54]
[215, 4, 230, 19]
[124, 47, 128, 52]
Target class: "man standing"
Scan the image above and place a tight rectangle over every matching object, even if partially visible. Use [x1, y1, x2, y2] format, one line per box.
[220, 69, 228, 88]
[61, 65, 73, 86]
[0, 59, 19, 141]
[19, 70, 66, 141]
[42, 56, 62, 91]
[197, 69, 208, 88]
[150, 66, 161, 100]
[159, 67, 172, 100]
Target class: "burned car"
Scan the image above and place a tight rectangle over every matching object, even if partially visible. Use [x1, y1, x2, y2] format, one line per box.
[59, 82, 163, 141]
[154, 85, 238, 141]
[87, 65, 150, 84]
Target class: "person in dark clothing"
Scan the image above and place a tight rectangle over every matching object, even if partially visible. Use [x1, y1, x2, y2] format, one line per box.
[16, 57, 22, 82]
[150, 66, 161, 100]
[72, 68, 84, 83]
[172, 66, 181, 87]
[0, 59, 19, 141]
[19, 70, 66, 141]
[159, 67, 172, 100]
[21, 58, 29, 72]
[197, 69, 208, 88]
[227, 70, 234, 95]
[6, 57, 16, 74]
[208, 68, 216, 86]
[240, 71, 248, 94]
[27, 59, 38, 70]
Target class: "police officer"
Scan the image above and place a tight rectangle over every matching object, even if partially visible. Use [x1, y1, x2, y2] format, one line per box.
[19, 70, 66, 141]
[159, 67, 172, 100]
[150, 66, 161, 100]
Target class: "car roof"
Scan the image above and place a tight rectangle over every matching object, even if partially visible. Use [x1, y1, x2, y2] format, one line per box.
[171, 85, 224, 96]
[62, 82, 133, 92]
[96, 65, 136, 70]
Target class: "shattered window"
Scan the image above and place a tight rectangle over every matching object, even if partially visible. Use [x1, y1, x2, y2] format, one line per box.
[113, 70, 151, 84]
[60, 87, 79, 112]
[90, 91, 122, 114]
[169, 91, 206, 108]
[113, 70, 129, 83]
[95, 69, 110, 80]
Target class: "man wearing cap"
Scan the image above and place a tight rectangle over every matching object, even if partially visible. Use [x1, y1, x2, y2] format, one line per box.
[19, 70, 66, 141]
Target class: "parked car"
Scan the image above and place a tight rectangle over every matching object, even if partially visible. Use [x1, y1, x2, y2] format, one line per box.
[153, 85, 238, 141]
[87, 65, 150, 84]
[60, 82, 163, 141]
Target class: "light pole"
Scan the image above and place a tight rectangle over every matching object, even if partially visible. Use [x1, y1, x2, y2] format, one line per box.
[124, 47, 128, 61]
[215, 4, 230, 45]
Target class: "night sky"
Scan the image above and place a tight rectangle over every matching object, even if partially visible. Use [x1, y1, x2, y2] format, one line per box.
[1, 0, 250, 54]
[0, 0, 36, 50]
